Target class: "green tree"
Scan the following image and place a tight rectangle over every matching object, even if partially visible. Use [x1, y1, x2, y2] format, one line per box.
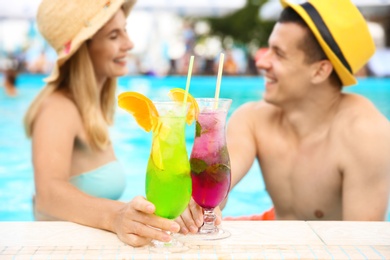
[205, 0, 276, 48]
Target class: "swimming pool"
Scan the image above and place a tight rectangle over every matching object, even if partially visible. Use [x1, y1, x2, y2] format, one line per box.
[1, 74, 389, 221]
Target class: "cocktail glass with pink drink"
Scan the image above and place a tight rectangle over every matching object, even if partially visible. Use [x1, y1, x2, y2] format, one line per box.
[189, 98, 232, 240]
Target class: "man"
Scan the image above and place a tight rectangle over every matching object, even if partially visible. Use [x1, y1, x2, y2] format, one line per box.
[177, 0, 390, 233]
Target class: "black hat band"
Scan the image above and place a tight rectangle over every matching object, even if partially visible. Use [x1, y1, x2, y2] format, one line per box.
[301, 2, 352, 73]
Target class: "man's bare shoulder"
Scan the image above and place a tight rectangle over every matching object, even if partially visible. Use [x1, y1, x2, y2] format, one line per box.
[233, 100, 281, 119]
[228, 100, 283, 142]
[337, 93, 390, 135]
[336, 93, 390, 155]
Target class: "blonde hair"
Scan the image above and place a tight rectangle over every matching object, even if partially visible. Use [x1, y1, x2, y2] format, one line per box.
[24, 43, 117, 151]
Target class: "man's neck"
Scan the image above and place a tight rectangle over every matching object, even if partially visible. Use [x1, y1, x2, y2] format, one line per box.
[280, 85, 343, 141]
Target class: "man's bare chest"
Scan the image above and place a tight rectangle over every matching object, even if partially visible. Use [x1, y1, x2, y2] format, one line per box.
[257, 134, 343, 219]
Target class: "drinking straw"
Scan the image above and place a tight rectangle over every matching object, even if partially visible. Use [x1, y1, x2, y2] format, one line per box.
[183, 55, 195, 112]
[214, 53, 225, 109]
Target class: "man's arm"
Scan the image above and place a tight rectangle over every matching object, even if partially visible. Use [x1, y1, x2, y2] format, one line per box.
[341, 111, 390, 220]
[220, 102, 259, 209]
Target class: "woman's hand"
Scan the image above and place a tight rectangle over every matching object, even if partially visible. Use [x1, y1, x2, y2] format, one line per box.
[113, 196, 180, 247]
[175, 198, 222, 234]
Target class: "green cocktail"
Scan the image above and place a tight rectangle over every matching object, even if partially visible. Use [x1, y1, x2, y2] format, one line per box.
[118, 92, 192, 252]
[145, 101, 192, 220]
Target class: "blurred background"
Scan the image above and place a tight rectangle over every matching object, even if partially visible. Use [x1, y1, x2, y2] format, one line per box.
[1, 0, 389, 78]
[0, 0, 389, 221]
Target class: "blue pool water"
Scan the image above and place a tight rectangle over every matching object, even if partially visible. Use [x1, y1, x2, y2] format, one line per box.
[0, 74, 389, 221]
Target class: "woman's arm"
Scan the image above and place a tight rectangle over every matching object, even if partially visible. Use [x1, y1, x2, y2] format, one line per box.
[32, 93, 179, 246]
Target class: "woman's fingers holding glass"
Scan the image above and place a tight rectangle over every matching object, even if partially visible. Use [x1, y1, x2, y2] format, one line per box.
[130, 196, 155, 214]
[117, 232, 152, 247]
[147, 216, 180, 234]
[118, 221, 172, 246]
[126, 197, 180, 233]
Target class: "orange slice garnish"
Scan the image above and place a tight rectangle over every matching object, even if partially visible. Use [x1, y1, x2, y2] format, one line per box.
[118, 91, 166, 169]
[168, 88, 199, 125]
[118, 92, 159, 132]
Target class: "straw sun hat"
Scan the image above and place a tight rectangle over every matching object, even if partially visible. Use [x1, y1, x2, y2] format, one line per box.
[36, 0, 136, 83]
[280, 0, 375, 86]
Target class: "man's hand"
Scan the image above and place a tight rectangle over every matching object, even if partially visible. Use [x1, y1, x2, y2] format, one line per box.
[175, 198, 222, 234]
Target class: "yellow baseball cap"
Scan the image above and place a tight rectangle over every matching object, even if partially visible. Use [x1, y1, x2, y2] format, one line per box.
[280, 0, 375, 86]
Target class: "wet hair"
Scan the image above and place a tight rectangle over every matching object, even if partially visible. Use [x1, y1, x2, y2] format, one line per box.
[24, 42, 117, 150]
[278, 7, 342, 87]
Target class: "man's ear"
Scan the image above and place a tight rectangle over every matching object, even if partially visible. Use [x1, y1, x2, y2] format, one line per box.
[311, 60, 333, 84]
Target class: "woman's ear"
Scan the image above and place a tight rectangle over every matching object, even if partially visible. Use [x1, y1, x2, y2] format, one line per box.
[311, 60, 333, 84]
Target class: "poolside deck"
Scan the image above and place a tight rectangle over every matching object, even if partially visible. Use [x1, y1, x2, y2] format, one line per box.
[1, 221, 389, 259]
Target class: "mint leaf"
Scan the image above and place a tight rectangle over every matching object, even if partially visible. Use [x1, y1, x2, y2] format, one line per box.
[207, 164, 230, 174]
[190, 158, 208, 174]
[195, 121, 202, 137]
[207, 163, 231, 182]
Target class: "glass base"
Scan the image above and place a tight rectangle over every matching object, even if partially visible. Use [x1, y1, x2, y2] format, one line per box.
[149, 238, 190, 253]
[177, 227, 231, 242]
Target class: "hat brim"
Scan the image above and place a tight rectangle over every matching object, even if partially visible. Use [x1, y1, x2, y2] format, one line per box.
[280, 0, 357, 86]
[44, 0, 136, 83]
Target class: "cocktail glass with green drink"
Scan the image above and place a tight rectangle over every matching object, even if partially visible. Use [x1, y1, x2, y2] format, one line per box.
[146, 101, 192, 251]
[118, 92, 192, 252]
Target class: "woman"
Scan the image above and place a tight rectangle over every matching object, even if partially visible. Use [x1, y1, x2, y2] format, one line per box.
[24, 0, 179, 247]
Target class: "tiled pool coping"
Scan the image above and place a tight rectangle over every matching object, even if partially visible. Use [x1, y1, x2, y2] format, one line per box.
[1, 221, 389, 259]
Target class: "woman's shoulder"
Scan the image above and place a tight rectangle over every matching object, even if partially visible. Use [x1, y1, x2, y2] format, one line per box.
[41, 91, 78, 115]
[36, 91, 82, 128]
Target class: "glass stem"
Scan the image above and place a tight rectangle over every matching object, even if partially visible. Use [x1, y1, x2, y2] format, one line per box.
[199, 210, 218, 234]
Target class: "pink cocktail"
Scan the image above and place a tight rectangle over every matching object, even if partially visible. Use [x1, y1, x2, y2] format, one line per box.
[190, 98, 232, 239]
